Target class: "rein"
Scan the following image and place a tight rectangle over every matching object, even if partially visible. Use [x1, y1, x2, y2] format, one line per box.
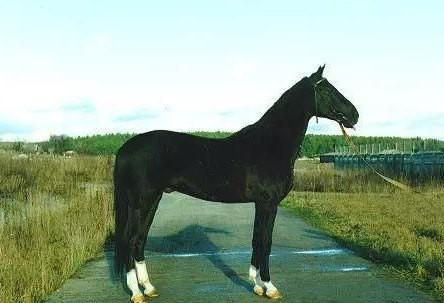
[339, 124, 413, 192]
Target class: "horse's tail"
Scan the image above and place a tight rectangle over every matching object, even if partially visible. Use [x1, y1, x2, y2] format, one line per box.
[113, 158, 129, 276]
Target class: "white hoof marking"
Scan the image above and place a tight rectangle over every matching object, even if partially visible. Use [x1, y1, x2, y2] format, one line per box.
[135, 260, 156, 295]
[249, 265, 258, 281]
[126, 269, 142, 298]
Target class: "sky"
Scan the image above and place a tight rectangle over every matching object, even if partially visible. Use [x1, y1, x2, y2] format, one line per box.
[0, 0, 443, 142]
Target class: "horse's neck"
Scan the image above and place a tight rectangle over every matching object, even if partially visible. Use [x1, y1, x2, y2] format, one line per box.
[260, 102, 311, 163]
[236, 79, 313, 163]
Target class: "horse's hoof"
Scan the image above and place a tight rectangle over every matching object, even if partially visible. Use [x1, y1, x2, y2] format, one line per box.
[131, 294, 145, 303]
[265, 289, 283, 300]
[144, 288, 159, 297]
[253, 285, 265, 296]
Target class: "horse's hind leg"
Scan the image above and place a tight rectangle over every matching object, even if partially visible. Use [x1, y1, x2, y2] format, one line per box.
[125, 189, 161, 302]
[132, 191, 162, 298]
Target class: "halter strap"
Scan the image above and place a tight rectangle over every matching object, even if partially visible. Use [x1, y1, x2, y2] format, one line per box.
[313, 78, 326, 123]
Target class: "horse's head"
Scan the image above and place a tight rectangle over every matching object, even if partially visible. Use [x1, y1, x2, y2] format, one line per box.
[308, 65, 359, 128]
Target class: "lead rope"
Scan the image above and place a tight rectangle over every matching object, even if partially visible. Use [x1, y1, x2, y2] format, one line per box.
[339, 124, 413, 192]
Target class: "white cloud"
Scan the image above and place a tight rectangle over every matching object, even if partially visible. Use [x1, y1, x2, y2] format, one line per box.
[0, 3, 442, 143]
[1, 66, 442, 142]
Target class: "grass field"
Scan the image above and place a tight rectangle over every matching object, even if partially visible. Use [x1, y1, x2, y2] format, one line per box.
[1, 153, 443, 302]
[284, 159, 444, 300]
[0, 152, 114, 303]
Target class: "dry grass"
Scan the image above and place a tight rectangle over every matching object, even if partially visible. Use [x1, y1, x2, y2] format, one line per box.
[1, 153, 443, 301]
[284, 159, 444, 300]
[0, 152, 114, 303]
[293, 159, 407, 193]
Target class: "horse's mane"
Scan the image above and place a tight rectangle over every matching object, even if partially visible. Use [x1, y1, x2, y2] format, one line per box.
[257, 77, 311, 125]
[232, 77, 312, 138]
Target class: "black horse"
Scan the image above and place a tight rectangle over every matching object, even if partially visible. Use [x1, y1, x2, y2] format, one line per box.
[114, 66, 359, 302]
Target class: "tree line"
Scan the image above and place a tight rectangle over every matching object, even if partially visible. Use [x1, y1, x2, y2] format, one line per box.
[30, 132, 444, 157]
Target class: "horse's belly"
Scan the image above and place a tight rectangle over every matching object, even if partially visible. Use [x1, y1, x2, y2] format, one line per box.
[184, 190, 250, 203]
[167, 175, 248, 203]
[245, 172, 293, 203]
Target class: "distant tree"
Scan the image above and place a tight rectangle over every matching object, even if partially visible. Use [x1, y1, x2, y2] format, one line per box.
[40, 132, 444, 157]
[12, 141, 25, 153]
[40, 141, 50, 153]
[48, 135, 74, 154]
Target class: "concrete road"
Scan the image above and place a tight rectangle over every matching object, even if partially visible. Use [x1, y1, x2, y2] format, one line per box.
[46, 193, 437, 303]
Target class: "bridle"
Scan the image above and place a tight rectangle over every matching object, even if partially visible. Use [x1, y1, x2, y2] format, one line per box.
[313, 78, 326, 123]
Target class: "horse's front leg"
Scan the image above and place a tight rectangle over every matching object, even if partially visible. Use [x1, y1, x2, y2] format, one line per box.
[250, 204, 265, 296]
[251, 202, 282, 299]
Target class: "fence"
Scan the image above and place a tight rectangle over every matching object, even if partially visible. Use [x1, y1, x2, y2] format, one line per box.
[333, 152, 444, 180]
[334, 141, 438, 154]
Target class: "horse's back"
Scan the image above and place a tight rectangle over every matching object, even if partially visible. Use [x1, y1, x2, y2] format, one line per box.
[115, 130, 248, 201]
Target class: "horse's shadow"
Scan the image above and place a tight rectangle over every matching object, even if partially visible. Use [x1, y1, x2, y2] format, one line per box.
[106, 224, 251, 292]
[147, 224, 227, 254]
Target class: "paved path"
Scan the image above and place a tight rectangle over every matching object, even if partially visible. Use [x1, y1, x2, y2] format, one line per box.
[47, 193, 436, 303]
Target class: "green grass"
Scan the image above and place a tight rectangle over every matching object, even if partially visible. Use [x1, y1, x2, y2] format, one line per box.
[1, 153, 443, 301]
[283, 159, 444, 300]
[0, 152, 114, 303]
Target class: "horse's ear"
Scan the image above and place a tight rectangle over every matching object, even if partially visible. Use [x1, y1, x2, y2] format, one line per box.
[318, 64, 325, 76]
[309, 64, 326, 82]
